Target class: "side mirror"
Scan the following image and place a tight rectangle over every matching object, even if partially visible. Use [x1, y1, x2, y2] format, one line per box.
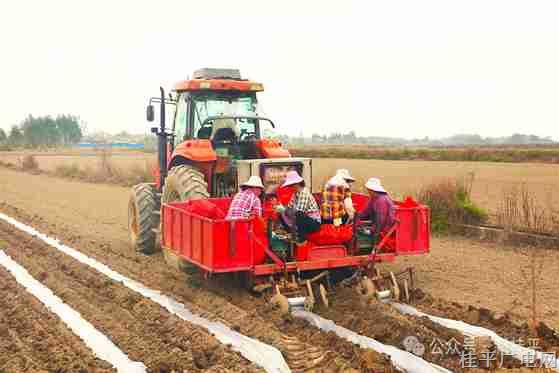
[146, 105, 154, 122]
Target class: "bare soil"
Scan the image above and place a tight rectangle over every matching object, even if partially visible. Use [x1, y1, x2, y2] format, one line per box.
[1, 167, 559, 371]
[318, 287, 525, 372]
[0, 221, 260, 373]
[410, 289, 559, 354]
[0, 168, 395, 372]
[384, 237, 559, 329]
[0, 265, 115, 373]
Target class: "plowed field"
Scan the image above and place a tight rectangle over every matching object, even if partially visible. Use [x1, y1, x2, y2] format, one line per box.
[1, 167, 558, 372]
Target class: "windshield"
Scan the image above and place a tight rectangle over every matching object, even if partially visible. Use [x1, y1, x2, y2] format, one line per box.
[192, 93, 259, 134]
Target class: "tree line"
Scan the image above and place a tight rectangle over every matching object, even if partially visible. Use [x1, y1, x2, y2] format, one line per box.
[0, 115, 83, 148]
[283, 131, 556, 146]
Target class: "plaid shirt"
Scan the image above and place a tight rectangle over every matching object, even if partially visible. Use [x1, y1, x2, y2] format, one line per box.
[287, 188, 321, 221]
[320, 185, 351, 221]
[226, 189, 262, 220]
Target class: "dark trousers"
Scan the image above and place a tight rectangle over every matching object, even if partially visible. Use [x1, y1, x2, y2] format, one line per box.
[295, 212, 321, 243]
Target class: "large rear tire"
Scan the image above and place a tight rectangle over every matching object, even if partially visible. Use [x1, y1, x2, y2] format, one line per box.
[128, 183, 159, 254]
[162, 164, 209, 203]
[161, 165, 209, 271]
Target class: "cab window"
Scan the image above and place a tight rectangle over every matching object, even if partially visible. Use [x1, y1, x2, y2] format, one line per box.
[174, 94, 188, 146]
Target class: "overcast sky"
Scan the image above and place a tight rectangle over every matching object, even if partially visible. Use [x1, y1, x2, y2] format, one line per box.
[1, 0, 559, 139]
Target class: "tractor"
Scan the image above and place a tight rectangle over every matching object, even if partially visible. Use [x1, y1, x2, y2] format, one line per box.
[128, 68, 430, 313]
[128, 68, 310, 255]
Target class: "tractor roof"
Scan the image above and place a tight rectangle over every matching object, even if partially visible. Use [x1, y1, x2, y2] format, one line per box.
[173, 79, 264, 93]
[173, 67, 264, 93]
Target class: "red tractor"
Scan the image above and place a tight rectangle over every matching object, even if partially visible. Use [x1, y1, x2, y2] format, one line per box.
[128, 68, 309, 254]
[128, 68, 430, 312]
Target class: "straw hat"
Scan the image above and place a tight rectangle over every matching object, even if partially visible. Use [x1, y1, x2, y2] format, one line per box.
[241, 175, 265, 189]
[365, 177, 387, 193]
[336, 169, 355, 182]
[281, 170, 304, 187]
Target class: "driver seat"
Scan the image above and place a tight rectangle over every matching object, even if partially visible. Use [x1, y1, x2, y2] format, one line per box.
[197, 126, 212, 139]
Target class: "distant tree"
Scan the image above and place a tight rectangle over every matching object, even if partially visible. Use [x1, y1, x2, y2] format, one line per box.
[55, 114, 82, 145]
[18, 114, 82, 148]
[8, 125, 24, 145]
[0, 128, 6, 143]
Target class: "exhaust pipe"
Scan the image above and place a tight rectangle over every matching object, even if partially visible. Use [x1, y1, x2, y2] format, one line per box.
[158, 87, 167, 189]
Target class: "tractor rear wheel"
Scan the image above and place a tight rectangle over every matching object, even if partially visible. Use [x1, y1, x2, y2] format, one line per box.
[161, 165, 209, 271]
[128, 183, 160, 254]
[162, 165, 209, 203]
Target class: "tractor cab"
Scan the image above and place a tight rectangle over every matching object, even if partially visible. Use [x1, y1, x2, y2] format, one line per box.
[132, 68, 309, 254]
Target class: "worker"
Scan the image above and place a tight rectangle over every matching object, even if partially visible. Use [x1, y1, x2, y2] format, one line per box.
[225, 176, 264, 220]
[274, 171, 321, 246]
[211, 118, 241, 141]
[358, 177, 396, 236]
[320, 169, 356, 226]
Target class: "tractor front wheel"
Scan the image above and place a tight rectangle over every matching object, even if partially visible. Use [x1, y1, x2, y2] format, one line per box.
[128, 183, 159, 254]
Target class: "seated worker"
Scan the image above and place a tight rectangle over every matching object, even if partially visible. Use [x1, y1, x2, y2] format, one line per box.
[320, 169, 356, 226]
[225, 176, 264, 220]
[274, 171, 321, 246]
[211, 118, 240, 141]
[358, 177, 396, 236]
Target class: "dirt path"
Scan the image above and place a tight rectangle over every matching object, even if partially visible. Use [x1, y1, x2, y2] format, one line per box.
[0, 222, 260, 372]
[0, 264, 115, 373]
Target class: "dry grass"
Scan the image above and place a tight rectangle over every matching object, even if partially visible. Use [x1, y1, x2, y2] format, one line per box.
[415, 173, 488, 232]
[1, 151, 558, 226]
[290, 144, 559, 163]
[51, 149, 155, 186]
[21, 154, 39, 171]
[497, 184, 558, 236]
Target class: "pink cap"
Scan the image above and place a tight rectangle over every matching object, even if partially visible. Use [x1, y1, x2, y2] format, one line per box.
[281, 170, 304, 187]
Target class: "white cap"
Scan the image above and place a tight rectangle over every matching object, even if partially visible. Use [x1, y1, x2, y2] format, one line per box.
[325, 174, 349, 188]
[241, 175, 265, 189]
[365, 177, 387, 193]
[336, 169, 355, 182]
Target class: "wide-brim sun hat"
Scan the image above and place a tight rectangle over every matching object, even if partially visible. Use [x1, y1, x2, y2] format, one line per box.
[282, 170, 304, 187]
[365, 177, 387, 193]
[241, 175, 265, 189]
[326, 174, 349, 188]
[336, 169, 355, 182]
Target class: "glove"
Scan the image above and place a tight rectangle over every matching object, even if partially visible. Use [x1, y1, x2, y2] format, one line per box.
[274, 204, 286, 213]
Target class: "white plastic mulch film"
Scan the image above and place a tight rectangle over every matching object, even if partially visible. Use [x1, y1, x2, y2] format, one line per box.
[0, 212, 290, 373]
[393, 303, 559, 371]
[293, 310, 451, 373]
[0, 250, 147, 373]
